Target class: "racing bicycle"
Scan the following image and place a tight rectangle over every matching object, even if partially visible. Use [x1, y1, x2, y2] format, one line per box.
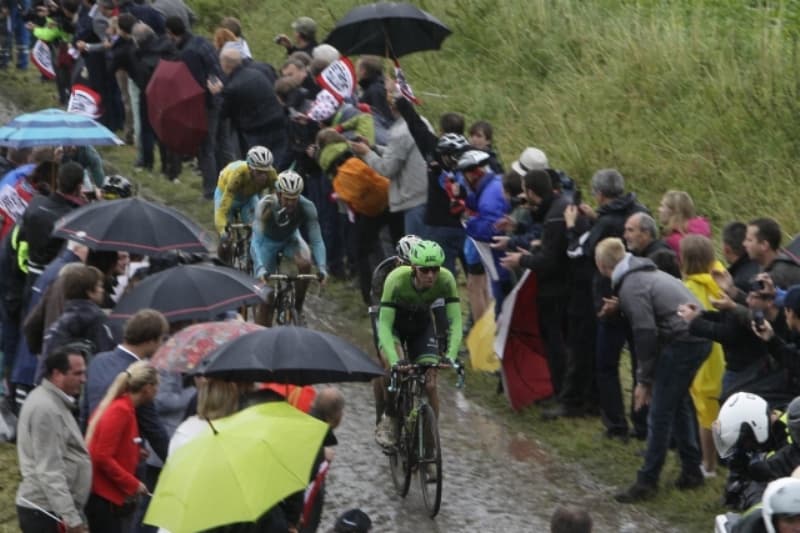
[265, 273, 322, 326]
[388, 357, 464, 518]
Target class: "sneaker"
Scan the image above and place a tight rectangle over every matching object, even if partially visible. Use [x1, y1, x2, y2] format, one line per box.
[614, 481, 657, 503]
[374, 416, 396, 448]
[675, 468, 704, 490]
[700, 465, 717, 479]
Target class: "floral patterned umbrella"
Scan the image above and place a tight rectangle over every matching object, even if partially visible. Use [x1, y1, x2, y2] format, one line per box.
[151, 321, 265, 374]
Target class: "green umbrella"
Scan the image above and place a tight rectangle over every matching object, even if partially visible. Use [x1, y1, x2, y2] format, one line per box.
[144, 401, 327, 533]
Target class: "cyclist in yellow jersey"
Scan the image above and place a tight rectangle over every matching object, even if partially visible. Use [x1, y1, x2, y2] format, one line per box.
[214, 146, 278, 238]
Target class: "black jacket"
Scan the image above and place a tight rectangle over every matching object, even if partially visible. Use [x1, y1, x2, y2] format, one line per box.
[394, 97, 461, 228]
[18, 192, 83, 267]
[358, 74, 393, 126]
[566, 192, 647, 313]
[174, 32, 222, 107]
[765, 253, 800, 289]
[133, 34, 178, 91]
[221, 64, 285, 132]
[729, 254, 760, 294]
[639, 239, 681, 278]
[749, 443, 800, 482]
[107, 35, 137, 78]
[689, 307, 769, 372]
[519, 193, 572, 299]
[41, 299, 116, 359]
[119, 0, 166, 35]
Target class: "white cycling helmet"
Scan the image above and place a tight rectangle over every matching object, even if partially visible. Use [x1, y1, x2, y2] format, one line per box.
[246, 146, 274, 170]
[456, 149, 491, 171]
[763, 477, 800, 533]
[276, 170, 304, 196]
[395, 234, 422, 263]
[436, 133, 469, 155]
[712, 392, 770, 459]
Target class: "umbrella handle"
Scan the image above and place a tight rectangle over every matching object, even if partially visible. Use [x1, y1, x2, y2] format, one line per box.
[383, 22, 397, 61]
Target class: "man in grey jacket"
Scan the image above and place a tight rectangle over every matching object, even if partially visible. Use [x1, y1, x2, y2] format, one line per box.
[16, 344, 91, 533]
[350, 82, 428, 237]
[595, 237, 711, 503]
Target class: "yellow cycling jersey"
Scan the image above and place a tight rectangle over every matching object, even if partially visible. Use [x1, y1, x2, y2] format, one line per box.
[214, 161, 277, 234]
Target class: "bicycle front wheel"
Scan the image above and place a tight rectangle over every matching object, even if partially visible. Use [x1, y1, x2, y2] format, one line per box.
[416, 403, 442, 517]
[389, 401, 412, 497]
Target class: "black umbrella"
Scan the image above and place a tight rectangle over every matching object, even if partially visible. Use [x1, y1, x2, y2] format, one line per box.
[52, 197, 214, 256]
[324, 2, 451, 58]
[197, 327, 385, 384]
[110, 264, 269, 323]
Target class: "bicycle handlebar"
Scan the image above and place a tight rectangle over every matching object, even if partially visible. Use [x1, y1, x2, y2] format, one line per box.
[388, 359, 465, 392]
[227, 223, 252, 229]
[265, 273, 324, 281]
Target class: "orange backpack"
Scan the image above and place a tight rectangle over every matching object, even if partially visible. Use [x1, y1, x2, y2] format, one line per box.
[332, 157, 389, 217]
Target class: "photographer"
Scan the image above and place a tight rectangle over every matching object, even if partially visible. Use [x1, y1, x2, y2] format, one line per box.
[752, 284, 800, 398]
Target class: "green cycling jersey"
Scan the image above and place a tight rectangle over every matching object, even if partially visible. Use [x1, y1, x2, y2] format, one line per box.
[377, 265, 462, 366]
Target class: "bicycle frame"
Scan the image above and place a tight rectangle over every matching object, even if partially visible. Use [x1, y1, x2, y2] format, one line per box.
[227, 223, 253, 275]
[265, 273, 321, 325]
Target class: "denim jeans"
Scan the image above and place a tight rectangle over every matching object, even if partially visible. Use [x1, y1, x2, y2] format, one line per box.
[424, 225, 465, 276]
[402, 203, 428, 237]
[638, 339, 711, 486]
[10, 0, 30, 69]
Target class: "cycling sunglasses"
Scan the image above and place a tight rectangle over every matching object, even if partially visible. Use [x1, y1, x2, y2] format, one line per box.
[416, 266, 440, 274]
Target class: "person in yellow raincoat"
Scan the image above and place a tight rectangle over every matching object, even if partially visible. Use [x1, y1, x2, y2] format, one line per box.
[680, 234, 726, 478]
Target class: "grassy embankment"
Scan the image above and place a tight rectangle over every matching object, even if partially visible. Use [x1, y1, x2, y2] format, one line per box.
[4, 0, 800, 530]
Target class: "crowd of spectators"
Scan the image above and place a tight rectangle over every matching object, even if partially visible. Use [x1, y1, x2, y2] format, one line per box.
[5, 1, 800, 529]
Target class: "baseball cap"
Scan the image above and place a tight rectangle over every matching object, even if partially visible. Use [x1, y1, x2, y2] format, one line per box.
[781, 285, 800, 313]
[511, 147, 548, 176]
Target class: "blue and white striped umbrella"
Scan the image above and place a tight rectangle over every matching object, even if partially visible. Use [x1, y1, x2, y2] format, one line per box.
[0, 108, 124, 148]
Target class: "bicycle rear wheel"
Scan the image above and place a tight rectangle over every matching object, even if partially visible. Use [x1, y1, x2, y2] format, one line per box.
[389, 395, 412, 497]
[416, 403, 443, 517]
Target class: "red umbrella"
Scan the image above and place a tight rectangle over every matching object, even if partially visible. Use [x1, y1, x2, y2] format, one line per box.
[151, 320, 265, 374]
[146, 60, 208, 156]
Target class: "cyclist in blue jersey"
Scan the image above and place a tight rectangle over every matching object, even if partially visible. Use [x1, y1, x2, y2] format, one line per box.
[252, 170, 327, 325]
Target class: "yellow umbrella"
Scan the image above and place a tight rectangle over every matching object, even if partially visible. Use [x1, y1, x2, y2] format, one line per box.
[144, 401, 327, 533]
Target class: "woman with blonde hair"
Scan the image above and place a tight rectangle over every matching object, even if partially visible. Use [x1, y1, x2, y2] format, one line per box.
[658, 190, 711, 255]
[679, 234, 725, 479]
[168, 378, 253, 454]
[85, 361, 159, 531]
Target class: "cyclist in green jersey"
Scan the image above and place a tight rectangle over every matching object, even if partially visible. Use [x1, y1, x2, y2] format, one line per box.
[375, 240, 462, 447]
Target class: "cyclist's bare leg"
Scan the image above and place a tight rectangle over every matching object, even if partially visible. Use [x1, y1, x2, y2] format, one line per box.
[426, 368, 440, 420]
[294, 253, 312, 312]
[373, 349, 391, 425]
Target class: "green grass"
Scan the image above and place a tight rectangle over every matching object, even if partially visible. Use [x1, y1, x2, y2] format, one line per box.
[4, 0, 800, 530]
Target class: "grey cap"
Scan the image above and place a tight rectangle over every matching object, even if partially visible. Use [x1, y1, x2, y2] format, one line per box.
[292, 16, 317, 37]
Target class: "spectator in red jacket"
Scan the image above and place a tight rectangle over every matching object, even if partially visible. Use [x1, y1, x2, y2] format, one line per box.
[85, 361, 159, 531]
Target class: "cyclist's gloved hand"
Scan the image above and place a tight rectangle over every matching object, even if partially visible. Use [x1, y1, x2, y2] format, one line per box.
[219, 231, 230, 244]
[318, 270, 328, 285]
[393, 359, 410, 370]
